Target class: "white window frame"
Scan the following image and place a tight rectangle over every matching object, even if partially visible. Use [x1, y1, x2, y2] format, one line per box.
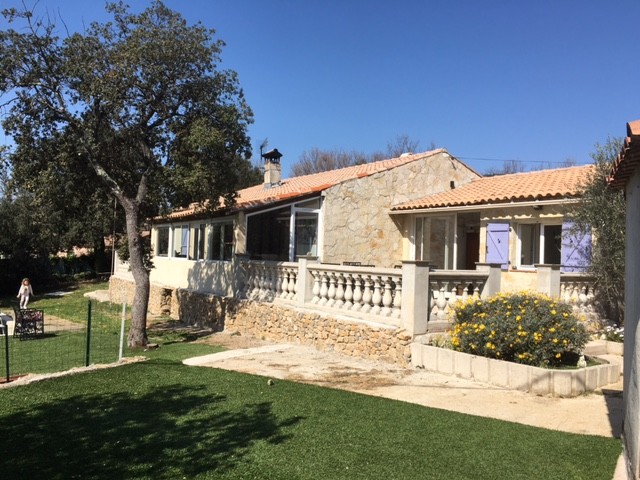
[171, 224, 190, 259]
[245, 197, 323, 262]
[516, 222, 562, 269]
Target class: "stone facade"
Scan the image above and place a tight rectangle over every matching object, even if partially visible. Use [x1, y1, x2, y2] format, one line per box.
[322, 152, 479, 268]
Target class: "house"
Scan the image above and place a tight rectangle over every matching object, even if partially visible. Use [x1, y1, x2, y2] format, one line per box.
[109, 149, 599, 365]
[390, 165, 595, 292]
[610, 119, 640, 480]
[111, 148, 480, 303]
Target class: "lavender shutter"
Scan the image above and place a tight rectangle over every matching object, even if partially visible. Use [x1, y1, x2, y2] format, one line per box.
[486, 223, 509, 270]
[561, 221, 591, 272]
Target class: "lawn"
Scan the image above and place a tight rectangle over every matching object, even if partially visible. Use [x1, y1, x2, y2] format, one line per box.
[0, 337, 622, 480]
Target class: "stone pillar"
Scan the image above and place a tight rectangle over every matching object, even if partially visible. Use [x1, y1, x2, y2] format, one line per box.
[475, 263, 502, 298]
[400, 261, 430, 337]
[535, 264, 561, 297]
[296, 256, 318, 306]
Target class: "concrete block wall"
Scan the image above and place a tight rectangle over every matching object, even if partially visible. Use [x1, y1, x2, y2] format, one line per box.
[411, 343, 621, 397]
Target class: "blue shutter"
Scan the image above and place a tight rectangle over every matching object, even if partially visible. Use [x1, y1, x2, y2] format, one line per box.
[486, 223, 509, 270]
[561, 221, 591, 272]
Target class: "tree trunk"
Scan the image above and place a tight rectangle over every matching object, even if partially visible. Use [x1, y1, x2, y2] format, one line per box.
[121, 199, 150, 348]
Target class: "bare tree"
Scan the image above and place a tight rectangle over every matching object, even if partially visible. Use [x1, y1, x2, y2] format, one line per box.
[291, 134, 422, 176]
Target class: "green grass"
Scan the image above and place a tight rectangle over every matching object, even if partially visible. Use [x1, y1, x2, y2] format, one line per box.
[0, 283, 623, 478]
[0, 338, 622, 480]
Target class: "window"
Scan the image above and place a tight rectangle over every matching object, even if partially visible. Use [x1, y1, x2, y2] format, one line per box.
[208, 222, 234, 261]
[294, 213, 318, 257]
[173, 225, 189, 258]
[190, 224, 206, 260]
[517, 223, 562, 267]
[415, 216, 454, 269]
[156, 227, 169, 256]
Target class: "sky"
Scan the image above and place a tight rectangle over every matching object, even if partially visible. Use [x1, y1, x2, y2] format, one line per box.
[1, 0, 639, 177]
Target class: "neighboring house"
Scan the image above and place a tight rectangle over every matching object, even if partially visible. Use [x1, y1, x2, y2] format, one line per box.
[390, 165, 595, 293]
[112, 148, 480, 298]
[610, 119, 640, 480]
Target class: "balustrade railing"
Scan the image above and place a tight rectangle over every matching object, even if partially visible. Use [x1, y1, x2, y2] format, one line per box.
[240, 259, 499, 332]
[560, 274, 597, 321]
[242, 261, 299, 302]
[308, 265, 403, 319]
[427, 271, 489, 322]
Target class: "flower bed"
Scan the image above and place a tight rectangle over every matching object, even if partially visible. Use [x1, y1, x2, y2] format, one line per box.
[450, 292, 589, 368]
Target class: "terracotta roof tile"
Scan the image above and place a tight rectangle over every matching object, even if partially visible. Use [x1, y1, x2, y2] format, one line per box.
[392, 164, 594, 211]
[162, 149, 447, 220]
[610, 120, 640, 188]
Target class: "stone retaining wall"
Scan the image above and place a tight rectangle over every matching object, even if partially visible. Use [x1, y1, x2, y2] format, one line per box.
[108, 278, 412, 365]
[226, 300, 412, 366]
[411, 343, 621, 397]
[109, 277, 174, 316]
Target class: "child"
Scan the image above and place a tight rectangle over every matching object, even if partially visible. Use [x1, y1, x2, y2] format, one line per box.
[17, 278, 34, 309]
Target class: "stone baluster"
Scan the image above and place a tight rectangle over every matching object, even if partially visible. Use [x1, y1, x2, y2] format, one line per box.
[280, 268, 289, 299]
[429, 283, 440, 322]
[392, 276, 402, 318]
[460, 283, 469, 303]
[343, 273, 354, 309]
[381, 277, 393, 317]
[371, 276, 383, 315]
[311, 269, 321, 304]
[244, 265, 254, 299]
[448, 286, 458, 316]
[352, 274, 363, 311]
[326, 272, 337, 307]
[291, 267, 299, 301]
[319, 271, 329, 305]
[287, 268, 297, 300]
[361, 275, 373, 313]
[263, 266, 273, 301]
[473, 283, 481, 300]
[335, 273, 345, 308]
[436, 285, 448, 320]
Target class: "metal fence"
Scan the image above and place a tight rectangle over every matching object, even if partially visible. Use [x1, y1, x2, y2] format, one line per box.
[0, 300, 129, 383]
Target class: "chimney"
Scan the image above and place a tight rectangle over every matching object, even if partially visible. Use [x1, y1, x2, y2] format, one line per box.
[262, 148, 283, 188]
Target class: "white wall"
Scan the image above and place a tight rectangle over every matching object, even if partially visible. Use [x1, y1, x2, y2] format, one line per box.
[624, 167, 640, 479]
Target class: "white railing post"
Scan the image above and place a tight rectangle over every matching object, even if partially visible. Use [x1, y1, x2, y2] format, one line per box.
[535, 264, 561, 297]
[296, 256, 316, 306]
[476, 263, 502, 298]
[401, 261, 431, 337]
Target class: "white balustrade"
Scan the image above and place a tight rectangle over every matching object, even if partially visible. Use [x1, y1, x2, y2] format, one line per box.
[240, 261, 413, 327]
[560, 276, 596, 321]
[428, 274, 489, 324]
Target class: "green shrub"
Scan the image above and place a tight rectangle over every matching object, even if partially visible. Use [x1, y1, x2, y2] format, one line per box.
[450, 292, 589, 368]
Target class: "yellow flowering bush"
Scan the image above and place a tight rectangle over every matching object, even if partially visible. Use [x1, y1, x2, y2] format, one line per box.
[450, 292, 589, 367]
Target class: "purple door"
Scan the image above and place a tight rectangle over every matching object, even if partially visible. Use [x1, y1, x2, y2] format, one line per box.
[486, 223, 509, 270]
[561, 221, 591, 272]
